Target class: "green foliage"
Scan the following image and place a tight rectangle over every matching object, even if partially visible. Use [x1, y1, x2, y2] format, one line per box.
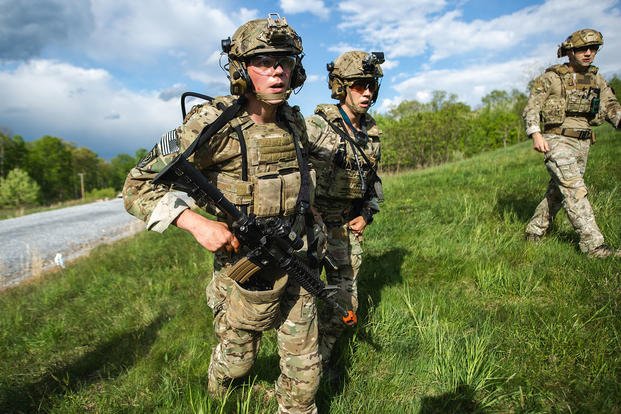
[377, 89, 529, 172]
[84, 187, 117, 201]
[0, 129, 147, 206]
[0, 167, 40, 207]
[25, 136, 74, 203]
[0, 132, 26, 178]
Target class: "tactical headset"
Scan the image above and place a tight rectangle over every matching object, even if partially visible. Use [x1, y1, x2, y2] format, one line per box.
[221, 37, 306, 96]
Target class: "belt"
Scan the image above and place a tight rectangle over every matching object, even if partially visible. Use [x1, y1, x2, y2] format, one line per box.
[545, 127, 592, 140]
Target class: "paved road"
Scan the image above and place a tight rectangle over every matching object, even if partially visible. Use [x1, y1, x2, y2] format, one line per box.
[0, 199, 143, 289]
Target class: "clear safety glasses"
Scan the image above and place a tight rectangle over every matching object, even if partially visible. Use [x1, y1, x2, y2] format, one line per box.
[248, 55, 297, 75]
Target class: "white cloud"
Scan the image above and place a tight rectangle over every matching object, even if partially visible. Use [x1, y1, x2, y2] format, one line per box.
[335, 0, 621, 63]
[390, 56, 544, 108]
[280, 0, 329, 19]
[0, 60, 179, 157]
[85, 1, 258, 65]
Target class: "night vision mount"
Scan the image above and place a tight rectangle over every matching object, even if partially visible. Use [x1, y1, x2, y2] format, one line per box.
[362, 52, 385, 74]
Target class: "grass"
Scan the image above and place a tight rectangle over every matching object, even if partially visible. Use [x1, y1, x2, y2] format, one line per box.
[1, 126, 620, 413]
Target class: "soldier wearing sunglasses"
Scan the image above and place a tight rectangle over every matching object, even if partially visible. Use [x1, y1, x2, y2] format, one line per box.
[305, 51, 385, 382]
[523, 29, 621, 257]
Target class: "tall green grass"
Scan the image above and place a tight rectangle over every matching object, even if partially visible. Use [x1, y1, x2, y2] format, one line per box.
[1, 126, 620, 413]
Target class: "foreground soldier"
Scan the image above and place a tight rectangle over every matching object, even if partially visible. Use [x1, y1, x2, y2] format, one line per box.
[123, 15, 322, 413]
[305, 51, 384, 378]
[523, 29, 621, 258]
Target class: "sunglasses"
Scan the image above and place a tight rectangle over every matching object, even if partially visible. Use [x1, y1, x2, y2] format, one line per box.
[349, 79, 379, 93]
[573, 45, 599, 53]
[248, 55, 296, 75]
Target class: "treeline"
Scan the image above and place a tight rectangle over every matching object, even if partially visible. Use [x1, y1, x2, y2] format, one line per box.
[0, 133, 146, 207]
[376, 89, 528, 171]
[2, 77, 620, 208]
[376, 76, 621, 172]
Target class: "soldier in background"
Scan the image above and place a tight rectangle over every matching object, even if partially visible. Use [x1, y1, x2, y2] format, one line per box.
[305, 51, 384, 380]
[123, 14, 322, 413]
[523, 29, 621, 258]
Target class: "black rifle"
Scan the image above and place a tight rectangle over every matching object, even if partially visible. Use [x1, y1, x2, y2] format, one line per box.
[152, 154, 357, 326]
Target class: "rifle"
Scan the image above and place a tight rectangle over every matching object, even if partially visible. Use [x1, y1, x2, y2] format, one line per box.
[152, 153, 357, 326]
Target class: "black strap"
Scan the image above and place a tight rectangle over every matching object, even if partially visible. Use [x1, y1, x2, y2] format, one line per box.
[182, 96, 246, 159]
[278, 109, 311, 214]
[337, 104, 368, 145]
[317, 111, 380, 187]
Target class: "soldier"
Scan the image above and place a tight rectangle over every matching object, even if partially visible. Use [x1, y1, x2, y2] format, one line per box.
[123, 14, 322, 413]
[523, 29, 621, 258]
[305, 51, 384, 379]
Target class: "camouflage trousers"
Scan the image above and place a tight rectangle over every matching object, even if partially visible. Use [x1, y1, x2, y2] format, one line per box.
[206, 257, 321, 414]
[318, 224, 363, 365]
[525, 134, 605, 252]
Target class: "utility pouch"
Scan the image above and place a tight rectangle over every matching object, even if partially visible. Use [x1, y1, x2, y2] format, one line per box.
[211, 173, 253, 208]
[253, 172, 282, 217]
[326, 168, 364, 199]
[280, 170, 301, 216]
[225, 273, 288, 331]
[541, 95, 566, 126]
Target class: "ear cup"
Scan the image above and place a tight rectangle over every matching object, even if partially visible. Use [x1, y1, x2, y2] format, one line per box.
[228, 60, 250, 95]
[330, 77, 346, 100]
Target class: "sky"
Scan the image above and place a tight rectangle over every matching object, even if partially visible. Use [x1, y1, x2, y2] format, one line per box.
[1, 0, 620, 159]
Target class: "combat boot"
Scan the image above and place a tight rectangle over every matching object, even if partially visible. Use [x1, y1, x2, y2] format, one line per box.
[587, 244, 621, 258]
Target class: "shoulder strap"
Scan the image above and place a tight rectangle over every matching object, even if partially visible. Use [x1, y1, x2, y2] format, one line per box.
[316, 111, 381, 198]
[279, 106, 311, 214]
[182, 96, 246, 159]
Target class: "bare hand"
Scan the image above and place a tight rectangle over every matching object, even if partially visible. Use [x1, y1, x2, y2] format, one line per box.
[531, 132, 549, 153]
[347, 215, 367, 236]
[174, 209, 240, 253]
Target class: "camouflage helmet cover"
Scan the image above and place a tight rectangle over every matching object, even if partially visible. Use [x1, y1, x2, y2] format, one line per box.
[222, 13, 306, 97]
[226, 14, 303, 59]
[328, 50, 384, 102]
[329, 50, 384, 80]
[557, 29, 603, 57]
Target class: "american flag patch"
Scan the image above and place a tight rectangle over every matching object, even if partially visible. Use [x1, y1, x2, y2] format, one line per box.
[158, 129, 180, 155]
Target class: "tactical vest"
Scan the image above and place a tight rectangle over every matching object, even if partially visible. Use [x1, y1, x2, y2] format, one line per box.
[313, 104, 380, 200]
[541, 64, 602, 127]
[186, 97, 308, 218]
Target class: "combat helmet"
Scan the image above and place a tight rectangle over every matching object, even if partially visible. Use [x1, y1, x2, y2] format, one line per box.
[327, 51, 384, 103]
[221, 13, 306, 100]
[557, 29, 603, 57]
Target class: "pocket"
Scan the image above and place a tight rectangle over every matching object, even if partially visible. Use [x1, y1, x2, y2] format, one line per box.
[253, 172, 282, 217]
[210, 173, 253, 209]
[551, 156, 581, 185]
[281, 170, 301, 216]
[225, 274, 289, 331]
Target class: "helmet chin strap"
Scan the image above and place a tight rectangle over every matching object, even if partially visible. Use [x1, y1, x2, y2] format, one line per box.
[255, 89, 292, 104]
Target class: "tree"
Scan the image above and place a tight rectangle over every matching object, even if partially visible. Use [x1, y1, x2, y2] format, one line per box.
[0, 132, 27, 178]
[109, 153, 138, 190]
[0, 168, 40, 207]
[25, 136, 74, 203]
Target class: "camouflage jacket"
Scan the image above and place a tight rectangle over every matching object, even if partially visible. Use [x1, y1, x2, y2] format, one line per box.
[305, 104, 381, 225]
[522, 64, 621, 136]
[123, 95, 311, 233]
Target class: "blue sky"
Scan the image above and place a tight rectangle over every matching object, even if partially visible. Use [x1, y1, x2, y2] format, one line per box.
[1, 0, 620, 159]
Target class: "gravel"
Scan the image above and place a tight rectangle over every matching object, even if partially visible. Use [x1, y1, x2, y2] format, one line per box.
[0, 199, 144, 289]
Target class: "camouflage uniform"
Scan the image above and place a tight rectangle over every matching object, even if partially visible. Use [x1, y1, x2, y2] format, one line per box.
[523, 29, 621, 254]
[123, 16, 321, 414]
[305, 51, 384, 366]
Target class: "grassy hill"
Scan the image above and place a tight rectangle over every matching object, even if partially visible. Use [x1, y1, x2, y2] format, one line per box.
[1, 126, 620, 413]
